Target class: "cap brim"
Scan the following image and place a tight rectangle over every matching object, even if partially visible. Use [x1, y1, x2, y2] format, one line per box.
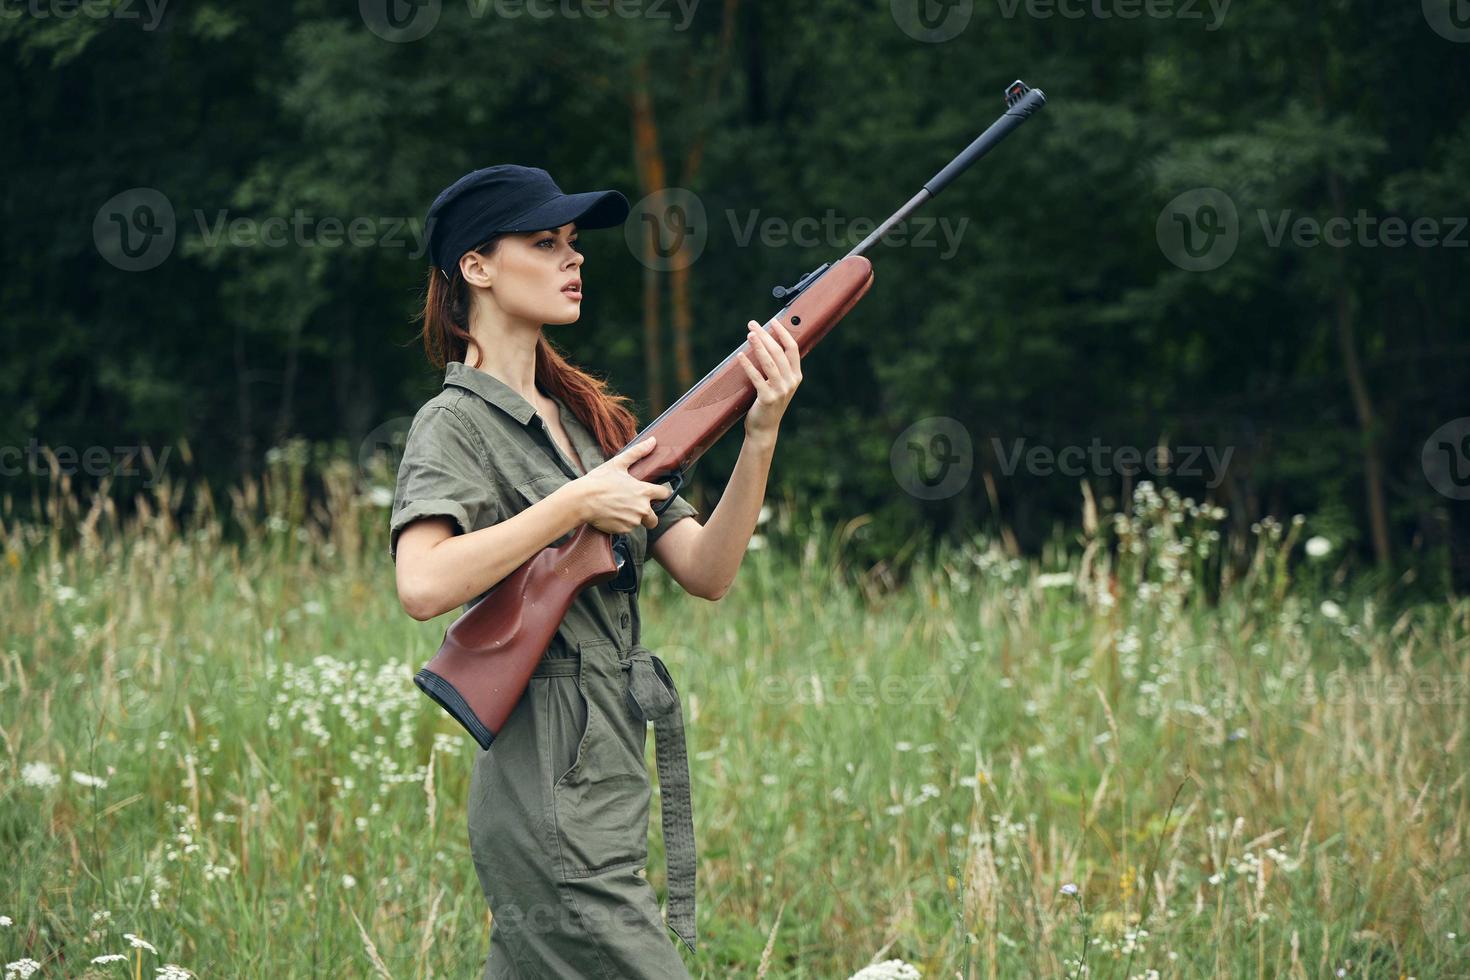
[503, 189, 630, 234]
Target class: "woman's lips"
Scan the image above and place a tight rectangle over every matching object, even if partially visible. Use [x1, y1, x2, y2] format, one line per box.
[562, 288, 583, 301]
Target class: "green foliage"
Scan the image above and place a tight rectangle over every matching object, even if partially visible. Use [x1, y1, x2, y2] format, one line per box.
[1, 0, 1466, 586]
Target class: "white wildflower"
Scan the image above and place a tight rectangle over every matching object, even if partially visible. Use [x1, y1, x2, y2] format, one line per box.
[72, 771, 109, 789]
[92, 954, 129, 964]
[4, 959, 42, 979]
[1304, 536, 1331, 558]
[847, 958, 922, 980]
[21, 762, 60, 789]
[1319, 600, 1342, 620]
[123, 933, 158, 954]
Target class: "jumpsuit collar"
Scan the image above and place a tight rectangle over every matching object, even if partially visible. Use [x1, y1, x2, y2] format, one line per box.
[443, 359, 596, 478]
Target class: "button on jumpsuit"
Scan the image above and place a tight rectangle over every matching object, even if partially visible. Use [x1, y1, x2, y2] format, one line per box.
[389, 360, 701, 978]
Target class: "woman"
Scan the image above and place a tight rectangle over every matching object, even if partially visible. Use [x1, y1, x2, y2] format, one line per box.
[389, 164, 802, 978]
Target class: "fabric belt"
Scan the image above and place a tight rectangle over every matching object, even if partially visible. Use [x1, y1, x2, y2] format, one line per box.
[622, 647, 697, 953]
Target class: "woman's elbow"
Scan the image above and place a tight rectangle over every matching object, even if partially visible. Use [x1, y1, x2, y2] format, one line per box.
[697, 578, 731, 602]
[396, 569, 444, 621]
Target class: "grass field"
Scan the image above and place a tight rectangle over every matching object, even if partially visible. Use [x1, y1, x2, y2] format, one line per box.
[3, 444, 1467, 978]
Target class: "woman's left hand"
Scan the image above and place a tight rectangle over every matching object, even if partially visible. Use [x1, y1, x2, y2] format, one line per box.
[737, 317, 803, 442]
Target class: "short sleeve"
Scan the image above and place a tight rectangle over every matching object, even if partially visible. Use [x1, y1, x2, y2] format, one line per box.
[389, 405, 501, 562]
[646, 490, 699, 549]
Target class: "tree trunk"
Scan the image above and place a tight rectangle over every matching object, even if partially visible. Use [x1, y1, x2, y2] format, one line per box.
[628, 58, 667, 415]
[1326, 171, 1392, 569]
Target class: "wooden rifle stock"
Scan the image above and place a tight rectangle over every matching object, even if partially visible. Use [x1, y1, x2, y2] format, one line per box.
[414, 257, 875, 749]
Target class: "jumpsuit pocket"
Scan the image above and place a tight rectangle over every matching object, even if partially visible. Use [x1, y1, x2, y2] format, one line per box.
[550, 638, 651, 879]
[540, 671, 589, 791]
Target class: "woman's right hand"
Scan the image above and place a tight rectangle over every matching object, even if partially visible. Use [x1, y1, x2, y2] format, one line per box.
[575, 436, 673, 534]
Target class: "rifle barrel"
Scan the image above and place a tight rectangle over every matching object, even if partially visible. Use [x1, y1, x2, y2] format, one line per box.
[846, 82, 1046, 260]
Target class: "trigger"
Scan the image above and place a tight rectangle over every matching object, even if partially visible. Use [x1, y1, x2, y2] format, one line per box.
[650, 466, 687, 517]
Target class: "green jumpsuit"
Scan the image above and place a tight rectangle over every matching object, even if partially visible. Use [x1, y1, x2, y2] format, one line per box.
[389, 360, 701, 978]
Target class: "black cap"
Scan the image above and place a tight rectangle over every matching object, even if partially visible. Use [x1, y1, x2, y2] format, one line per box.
[425, 165, 630, 275]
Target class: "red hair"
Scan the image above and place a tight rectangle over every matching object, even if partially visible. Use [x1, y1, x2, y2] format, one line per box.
[418, 236, 639, 457]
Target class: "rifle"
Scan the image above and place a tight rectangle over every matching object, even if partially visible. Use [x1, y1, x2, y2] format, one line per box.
[414, 80, 1048, 749]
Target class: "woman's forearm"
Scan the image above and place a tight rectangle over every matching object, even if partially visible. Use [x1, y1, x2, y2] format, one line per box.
[685, 430, 778, 600]
[406, 484, 588, 620]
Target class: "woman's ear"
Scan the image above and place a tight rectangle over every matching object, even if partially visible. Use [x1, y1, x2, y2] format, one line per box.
[460, 250, 495, 288]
